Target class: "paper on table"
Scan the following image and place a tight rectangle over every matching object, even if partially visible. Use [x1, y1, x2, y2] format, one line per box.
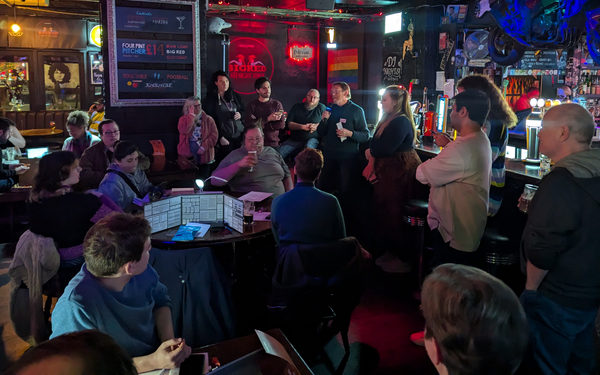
[253, 211, 271, 221]
[255, 329, 301, 375]
[237, 191, 273, 202]
[185, 222, 211, 238]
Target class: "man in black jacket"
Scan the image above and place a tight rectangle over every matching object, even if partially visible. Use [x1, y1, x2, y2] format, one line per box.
[520, 103, 600, 374]
[0, 118, 28, 192]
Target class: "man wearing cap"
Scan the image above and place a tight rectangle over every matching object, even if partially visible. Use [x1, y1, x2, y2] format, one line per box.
[88, 98, 105, 136]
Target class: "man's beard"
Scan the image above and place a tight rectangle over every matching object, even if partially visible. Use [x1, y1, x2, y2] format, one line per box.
[305, 102, 318, 111]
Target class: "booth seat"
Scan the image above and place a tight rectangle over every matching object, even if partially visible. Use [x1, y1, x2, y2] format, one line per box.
[5, 111, 71, 134]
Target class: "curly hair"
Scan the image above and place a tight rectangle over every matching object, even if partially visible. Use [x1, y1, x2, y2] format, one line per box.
[29, 151, 78, 202]
[66, 110, 90, 129]
[48, 62, 72, 84]
[457, 74, 517, 129]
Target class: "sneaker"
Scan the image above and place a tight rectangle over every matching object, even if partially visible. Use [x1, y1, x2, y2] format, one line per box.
[381, 258, 412, 273]
[375, 251, 397, 266]
[410, 331, 425, 347]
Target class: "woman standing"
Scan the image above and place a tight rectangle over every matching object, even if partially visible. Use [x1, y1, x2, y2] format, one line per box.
[203, 71, 245, 163]
[177, 96, 218, 180]
[362, 85, 422, 273]
[62, 110, 101, 158]
[28, 151, 120, 270]
[453, 74, 517, 217]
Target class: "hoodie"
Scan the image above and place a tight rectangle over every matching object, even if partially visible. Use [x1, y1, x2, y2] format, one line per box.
[98, 163, 154, 211]
[522, 148, 600, 310]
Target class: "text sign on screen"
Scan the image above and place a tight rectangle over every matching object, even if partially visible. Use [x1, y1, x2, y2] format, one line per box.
[117, 69, 194, 93]
[115, 7, 192, 34]
[117, 38, 192, 63]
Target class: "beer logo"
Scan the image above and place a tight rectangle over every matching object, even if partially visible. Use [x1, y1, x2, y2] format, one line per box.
[36, 21, 60, 39]
[229, 37, 274, 95]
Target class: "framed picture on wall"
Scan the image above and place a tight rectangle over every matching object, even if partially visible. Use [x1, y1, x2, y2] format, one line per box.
[106, 0, 201, 107]
[43, 55, 82, 111]
[90, 53, 103, 85]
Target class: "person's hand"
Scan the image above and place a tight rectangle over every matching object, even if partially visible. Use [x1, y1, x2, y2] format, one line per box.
[302, 124, 311, 131]
[163, 189, 172, 197]
[365, 148, 372, 160]
[150, 338, 192, 369]
[322, 111, 331, 120]
[433, 132, 452, 147]
[336, 128, 352, 138]
[233, 112, 241, 121]
[362, 164, 374, 180]
[10, 164, 29, 175]
[267, 112, 283, 122]
[309, 123, 319, 133]
[219, 137, 230, 146]
[237, 155, 258, 169]
[517, 195, 529, 213]
[197, 146, 205, 155]
[187, 106, 196, 116]
[88, 104, 96, 114]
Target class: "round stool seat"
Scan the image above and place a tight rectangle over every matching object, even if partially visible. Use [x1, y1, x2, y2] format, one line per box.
[404, 199, 428, 218]
[481, 227, 516, 267]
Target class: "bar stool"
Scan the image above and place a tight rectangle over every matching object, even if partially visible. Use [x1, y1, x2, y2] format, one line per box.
[480, 227, 516, 277]
[403, 199, 429, 297]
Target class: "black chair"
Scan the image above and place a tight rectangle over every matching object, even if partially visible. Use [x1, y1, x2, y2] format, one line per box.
[480, 227, 515, 277]
[404, 199, 429, 295]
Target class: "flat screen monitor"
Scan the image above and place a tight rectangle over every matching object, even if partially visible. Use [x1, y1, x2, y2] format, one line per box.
[26, 147, 48, 159]
[385, 12, 402, 34]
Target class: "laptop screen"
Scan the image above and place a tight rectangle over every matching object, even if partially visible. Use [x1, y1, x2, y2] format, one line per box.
[27, 147, 48, 159]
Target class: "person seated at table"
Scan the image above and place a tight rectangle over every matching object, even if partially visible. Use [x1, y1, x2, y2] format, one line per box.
[177, 96, 218, 180]
[78, 120, 150, 191]
[271, 148, 345, 246]
[211, 125, 293, 198]
[50, 213, 192, 373]
[5, 330, 137, 375]
[0, 124, 25, 152]
[28, 151, 120, 270]
[98, 141, 157, 212]
[62, 110, 101, 158]
[0, 118, 29, 192]
[422, 264, 528, 375]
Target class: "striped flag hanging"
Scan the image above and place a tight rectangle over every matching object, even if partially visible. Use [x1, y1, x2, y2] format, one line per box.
[327, 48, 358, 103]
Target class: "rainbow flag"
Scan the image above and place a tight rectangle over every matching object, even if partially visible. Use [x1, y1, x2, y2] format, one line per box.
[327, 48, 358, 103]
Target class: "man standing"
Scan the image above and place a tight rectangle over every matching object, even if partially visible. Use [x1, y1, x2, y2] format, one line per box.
[0, 118, 28, 192]
[520, 103, 600, 374]
[279, 89, 325, 160]
[50, 213, 191, 373]
[244, 77, 284, 152]
[271, 148, 345, 247]
[87, 98, 105, 136]
[513, 87, 539, 112]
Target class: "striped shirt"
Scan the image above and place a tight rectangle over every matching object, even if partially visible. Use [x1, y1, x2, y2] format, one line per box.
[485, 119, 508, 216]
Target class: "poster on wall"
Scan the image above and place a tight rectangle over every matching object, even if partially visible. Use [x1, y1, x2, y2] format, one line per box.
[90, 53, 103, 85]
[44, 58, 80, 110]
[107, 0, 200, 107]
[446, 5, 468, 23]
[382, 53, 402, 85]
[228, 37, 274, 95]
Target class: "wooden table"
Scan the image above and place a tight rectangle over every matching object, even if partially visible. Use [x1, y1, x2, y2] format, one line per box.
[188, 329, 314, 375]
[0, 188, 30, 234]
[20, 129, 63, 137]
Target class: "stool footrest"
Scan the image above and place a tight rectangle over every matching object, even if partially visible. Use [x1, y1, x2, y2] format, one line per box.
[486, 252, 518, 266]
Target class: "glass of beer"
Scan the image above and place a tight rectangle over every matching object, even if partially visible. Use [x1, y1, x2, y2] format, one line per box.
[50, 121, 56, 132]
[247, 150, 257, 172]
[519, 184, 538, 213]
[243, 200, 255, 225]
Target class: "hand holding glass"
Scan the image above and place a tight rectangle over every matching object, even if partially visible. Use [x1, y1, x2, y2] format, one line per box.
[519, 184, 538, 213]
[247, 150, 257, 172]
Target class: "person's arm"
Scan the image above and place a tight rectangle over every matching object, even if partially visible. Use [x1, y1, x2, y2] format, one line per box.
[62, 138, 70, 151]
[79, 149, 106, 188]
[283, 176, 293, 192]
[178, 115, 194, 137]
[98, 180, 127, 209]
[487, 121, 507, 163]
[133, 338, 191, 373]
[154, 306, 174, 342]
[0, 178, 14, 192]
[349, 107, 370, 143]
[211, 154, 253, 186]
[263, 101, 285, 131]
[417, 145, 466, 187]
[137, 170, 154, 196]
[9, 126, 25, 149]
[525, 261, 549, 291]
[286, 104, 306, 131]
[50, 300, 97, 339]
[370, 119, 410, 158]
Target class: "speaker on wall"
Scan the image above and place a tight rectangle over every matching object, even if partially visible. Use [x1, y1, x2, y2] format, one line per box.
[306, 0, 335, 11]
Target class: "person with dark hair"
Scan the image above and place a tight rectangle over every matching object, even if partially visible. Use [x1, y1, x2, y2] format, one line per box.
[0, 118, 28, 192]
[62, 110, 101, 158]
[50, 214, 191, 373]
[48, 62, 71, 86]
[520, 104, 600, 374]
[203, 71, 245, 162]
[28, 151, 120, 269]
[5, 330, 138, 375]
[362, 86, 422, 273]
[435, 74, 518, 216]
[244, 77, 285, 151]
[513, 86, 540, 112]
[211, 126, 292, 198]
[422, 264, 528, 375]
[98, 141, 156, 211]
[271, 148, 345, 246]
[78, 121, 150, 191]
[88, 97, 106, 136]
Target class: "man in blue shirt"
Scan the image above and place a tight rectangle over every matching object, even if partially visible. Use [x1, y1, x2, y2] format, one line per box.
[271, 148, 346, 247]
[50, 213, 191, 373]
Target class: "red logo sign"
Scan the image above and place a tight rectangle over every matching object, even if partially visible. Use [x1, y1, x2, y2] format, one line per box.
[229, 37, 274, 95]
[36, 20, 60, 39]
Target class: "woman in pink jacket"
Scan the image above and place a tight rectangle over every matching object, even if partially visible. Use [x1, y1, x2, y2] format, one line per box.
[177, 96, 219, 179]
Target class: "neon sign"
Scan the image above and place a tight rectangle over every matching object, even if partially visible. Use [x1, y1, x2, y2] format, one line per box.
[90, 25, 102, 47]
[289, 45, 314, 61]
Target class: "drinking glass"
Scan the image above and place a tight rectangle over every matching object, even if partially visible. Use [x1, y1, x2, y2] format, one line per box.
[243, 200, 255, 225]
[50, 121, 56, 132]
[248, 150, 257, 172]
[540, 154, 551, 174]
[519, 184, 538, 213]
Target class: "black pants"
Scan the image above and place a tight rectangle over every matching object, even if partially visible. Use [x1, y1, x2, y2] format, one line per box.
[430, 228, 482, 268]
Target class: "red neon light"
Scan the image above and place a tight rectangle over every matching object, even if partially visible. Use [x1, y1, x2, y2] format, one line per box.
[289, 44, 315, 62]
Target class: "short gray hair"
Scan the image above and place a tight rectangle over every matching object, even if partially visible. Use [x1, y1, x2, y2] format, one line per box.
[66, 110, 90, 129]
[545, 103, 595, 145]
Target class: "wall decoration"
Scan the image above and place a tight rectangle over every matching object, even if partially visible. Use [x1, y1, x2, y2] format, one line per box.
[228, 37, 274, 95]
[289, 45, 314, 62]
[327, 49, 358, 103]
[382, 53, 402, 85]
[446, 5, 468, 23]
[90, 53, 103, 85]
[44, 58, 80, 110]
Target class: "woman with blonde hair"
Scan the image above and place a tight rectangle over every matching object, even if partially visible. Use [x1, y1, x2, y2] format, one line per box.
[363, 85, 422, 273]
[177, 96, 219, 179]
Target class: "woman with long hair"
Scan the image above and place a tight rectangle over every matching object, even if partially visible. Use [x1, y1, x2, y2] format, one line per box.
[29, 151, 120, 270]
[177, 96, 218, 179]
[455, 74, 517, 216]
[202, 71, 245, 163]
[363, 85, 422, 273]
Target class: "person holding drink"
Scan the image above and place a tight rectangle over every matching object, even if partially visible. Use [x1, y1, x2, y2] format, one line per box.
[244, 77, 285, 153]
[210, 126, 293, 198]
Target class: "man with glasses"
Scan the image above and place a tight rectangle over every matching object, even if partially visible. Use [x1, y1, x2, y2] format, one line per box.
[78, 120, 149, 190]
[244, 77, 285, 152]
[211, 126, 292, 198]
[279, 89, 325, 160]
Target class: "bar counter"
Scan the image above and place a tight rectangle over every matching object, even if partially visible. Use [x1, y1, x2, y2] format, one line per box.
[415, 144, 543, 185]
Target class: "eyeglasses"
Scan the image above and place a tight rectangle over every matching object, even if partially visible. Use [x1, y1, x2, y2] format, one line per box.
[331, 89, 343, 94]
[103, 130, 120, 136]
[194, 104, 202, 108]
[246, 137, 264, 143]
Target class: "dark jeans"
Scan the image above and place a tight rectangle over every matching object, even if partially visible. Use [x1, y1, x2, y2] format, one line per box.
[0, 177, 14, 193]
[279, 138, 320, 160]
[520, 290, 597, 375]
[430, 228, 482, 268]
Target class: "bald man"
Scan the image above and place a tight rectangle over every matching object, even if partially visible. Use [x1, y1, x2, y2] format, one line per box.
[520, 103, 600, 374]
[279, 89, 326, 160]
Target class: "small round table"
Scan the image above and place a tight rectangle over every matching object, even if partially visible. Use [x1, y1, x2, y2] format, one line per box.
[20, 129, 63, 137]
